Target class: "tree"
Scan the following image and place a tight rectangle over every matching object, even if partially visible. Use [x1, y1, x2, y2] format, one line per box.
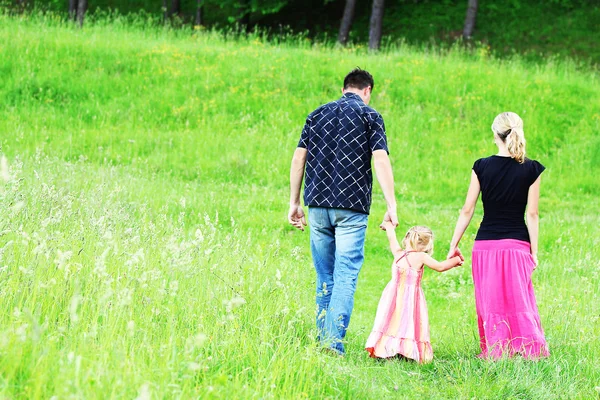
[69, 0, 87, 27]
[368, 0, 385, 50]
[463, 0, 478, 39]
[196, 0, 204, 26]
[76, 0, 87, 27]
[69, 0, 77, 20]
[169, 0, 181, 19]
[338, 0, 357, 46]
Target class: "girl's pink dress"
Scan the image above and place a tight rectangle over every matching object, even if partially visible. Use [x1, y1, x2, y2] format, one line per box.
[365, 251, 433, 363]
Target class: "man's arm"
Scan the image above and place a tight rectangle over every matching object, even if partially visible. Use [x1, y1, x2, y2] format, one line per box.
[373, 149, 398, 228]
[288, 147, 308, 231]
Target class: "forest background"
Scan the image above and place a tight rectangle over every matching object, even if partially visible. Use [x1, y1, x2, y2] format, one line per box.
[4, 0, 600, 63]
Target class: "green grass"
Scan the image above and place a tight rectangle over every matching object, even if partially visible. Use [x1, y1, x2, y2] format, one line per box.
[1, 13, 599, 399]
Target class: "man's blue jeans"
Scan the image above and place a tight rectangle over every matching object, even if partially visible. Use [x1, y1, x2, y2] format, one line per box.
[308, 207, 368, 355]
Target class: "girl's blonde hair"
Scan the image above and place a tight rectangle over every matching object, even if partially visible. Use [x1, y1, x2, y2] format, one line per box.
[492, 112, 526, 163]
[402, 226, 434, 255]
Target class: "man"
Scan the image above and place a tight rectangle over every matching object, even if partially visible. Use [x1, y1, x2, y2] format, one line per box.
[288, 68, 398, 355]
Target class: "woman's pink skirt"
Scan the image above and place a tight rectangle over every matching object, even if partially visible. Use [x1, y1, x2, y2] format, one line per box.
[472, 239, 550, 360]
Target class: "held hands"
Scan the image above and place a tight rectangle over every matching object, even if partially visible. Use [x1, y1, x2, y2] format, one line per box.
[447, 246, 465, 266]
[379, 210, 399, 231]
[288, 204, 307, 231]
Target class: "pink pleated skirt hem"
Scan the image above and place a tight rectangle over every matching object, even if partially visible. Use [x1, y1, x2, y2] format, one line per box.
[472, 239, 550, 360]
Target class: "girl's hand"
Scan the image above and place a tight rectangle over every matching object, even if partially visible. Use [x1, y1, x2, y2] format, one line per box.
[379, 211, 398, 230]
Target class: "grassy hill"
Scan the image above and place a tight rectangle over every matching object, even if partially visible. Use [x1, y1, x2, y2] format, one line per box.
[0, 14, 599, 398]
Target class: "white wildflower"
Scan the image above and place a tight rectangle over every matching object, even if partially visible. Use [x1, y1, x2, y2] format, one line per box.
[69, 294, 81, 323]
[11, 201, 25, 213]
[127, 320, 135, 337]
[188, 362, 201, 371]
[0, 156, 9, 182]
[135, 383, 151, 400]
[195, 228, 204, 243]
[194, 333, 207, 347]
[169, 281, 179, 297]
[55, 250, 73, 270]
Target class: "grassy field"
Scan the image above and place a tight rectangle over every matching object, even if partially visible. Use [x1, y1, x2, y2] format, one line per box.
[1, 13, 600, 399]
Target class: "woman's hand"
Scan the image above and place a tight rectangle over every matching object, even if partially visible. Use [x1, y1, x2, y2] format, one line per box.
[447, 246, 463, 262]
[531, 253, 539, 270]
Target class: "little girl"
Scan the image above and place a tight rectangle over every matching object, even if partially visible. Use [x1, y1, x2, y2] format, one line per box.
[365, 223, 464, 363]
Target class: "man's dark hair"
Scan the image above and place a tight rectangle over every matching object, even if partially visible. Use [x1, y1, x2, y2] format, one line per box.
[343, 68, 374, 91]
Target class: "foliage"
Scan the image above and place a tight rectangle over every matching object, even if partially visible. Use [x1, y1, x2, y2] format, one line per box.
[0, 13, 599, 398]
[3, 0, 599, 62]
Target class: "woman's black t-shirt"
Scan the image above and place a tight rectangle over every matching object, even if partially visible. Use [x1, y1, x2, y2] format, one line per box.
[473, 155, 545, 242]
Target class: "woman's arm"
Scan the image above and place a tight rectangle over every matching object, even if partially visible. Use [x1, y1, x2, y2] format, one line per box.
[526, 176, 542, 266]
[423, 253, 463, 272]
[447, 170, 481, 259]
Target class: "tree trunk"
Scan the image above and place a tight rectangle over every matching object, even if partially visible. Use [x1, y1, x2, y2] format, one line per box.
[368, 0, 385, 50]
[162, 0, 168, 23]
[195, 0, 204, 26]
[170, 0, 181, 19]
[463, 0, 478, 39]
[338, 0, 357, 46]
[76, 0, 87, 27]
[69, 0, 77, 21]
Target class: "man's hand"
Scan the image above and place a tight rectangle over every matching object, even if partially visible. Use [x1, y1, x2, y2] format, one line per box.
[379, 210, 399, 230]
[288, 205, 307, 231]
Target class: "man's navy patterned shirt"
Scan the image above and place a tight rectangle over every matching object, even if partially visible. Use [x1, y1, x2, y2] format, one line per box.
[297, 92, 388, 214]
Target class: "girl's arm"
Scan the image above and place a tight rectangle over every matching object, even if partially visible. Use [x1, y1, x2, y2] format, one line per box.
[383, 221, 403, 258]
[422, 253, 463, 272]
[526, 176, 542, 267]
[448, 170, 481, 259]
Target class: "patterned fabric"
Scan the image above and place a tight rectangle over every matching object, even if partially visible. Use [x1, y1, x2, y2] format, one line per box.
[298, 92, 388, 214]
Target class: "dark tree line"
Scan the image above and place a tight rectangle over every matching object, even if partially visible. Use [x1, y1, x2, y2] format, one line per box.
[10, 0, 480, 48]
[339, 0, 478, 50]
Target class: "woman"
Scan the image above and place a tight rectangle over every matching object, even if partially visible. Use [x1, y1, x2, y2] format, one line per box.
[448, 112, 550, 359]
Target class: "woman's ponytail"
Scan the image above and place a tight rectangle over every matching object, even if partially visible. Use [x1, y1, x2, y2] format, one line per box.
[506, 126, 526, 163]
[492, 112, 526, 164]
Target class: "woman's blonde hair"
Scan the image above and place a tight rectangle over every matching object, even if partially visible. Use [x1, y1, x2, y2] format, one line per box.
[402, 226, 434, 255]
[492, 112, 526, 163]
